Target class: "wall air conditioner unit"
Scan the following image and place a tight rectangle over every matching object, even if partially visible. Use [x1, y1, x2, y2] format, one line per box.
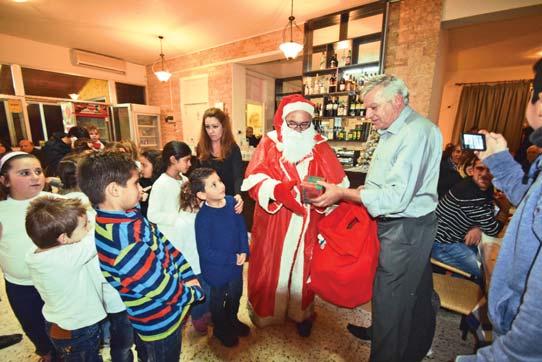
[71, 49, 126, 74]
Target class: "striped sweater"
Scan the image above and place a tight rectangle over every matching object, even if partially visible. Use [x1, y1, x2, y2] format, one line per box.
[95, 207, 203, 342]
[435, 177, 503, 244]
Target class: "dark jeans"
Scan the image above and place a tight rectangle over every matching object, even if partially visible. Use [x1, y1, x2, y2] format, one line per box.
[142, 323, 182, 362]
[190, 275, 210, 321]
[209, 276, 243, 337]
[5, 279, 54, 356]
[46, 321, 102, 362]
[370, 213, 437, 362]
[108, 311, 135, 362]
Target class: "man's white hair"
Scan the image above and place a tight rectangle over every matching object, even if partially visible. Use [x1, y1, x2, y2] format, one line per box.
[361, 75, 410, 105]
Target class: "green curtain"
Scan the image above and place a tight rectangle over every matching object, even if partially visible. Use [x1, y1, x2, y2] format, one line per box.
[452, 80, 532, 153]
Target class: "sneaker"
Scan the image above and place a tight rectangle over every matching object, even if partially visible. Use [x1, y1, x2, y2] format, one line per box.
[233, 320, 250, 337]
[0, 334, 22, 350]
[347, 323, 372, 341]
[214, 331, 239, 347]
[296, 319, 313, 337]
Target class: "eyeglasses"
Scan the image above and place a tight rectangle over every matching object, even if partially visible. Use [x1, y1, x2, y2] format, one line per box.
[285, 120, 312, 130]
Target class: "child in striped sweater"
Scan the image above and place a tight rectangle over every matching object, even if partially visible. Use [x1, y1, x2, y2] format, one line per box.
[78, 152, 203, 361]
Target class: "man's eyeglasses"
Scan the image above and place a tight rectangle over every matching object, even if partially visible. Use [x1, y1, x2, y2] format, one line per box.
[285, 121, 312, 131]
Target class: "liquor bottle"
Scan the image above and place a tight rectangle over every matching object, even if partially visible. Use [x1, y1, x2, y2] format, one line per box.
[325, 97, 334, 117]
[355, 96, 362, 116]
[332, 97, 339, 117]
[360, 99, 366, 117]
[319, 51, 326, 70]
[330, 53, 338, 68]
[349, 96, 357, 117]
[319, 101, 324, 117]
[339, 76, 346, 92]
[345, 49, 352, 66]
[338, 101, 345, 117]
[329, 74, 337, 93]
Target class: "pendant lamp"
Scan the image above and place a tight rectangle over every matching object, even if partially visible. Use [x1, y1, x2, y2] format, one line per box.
[279, 0, 303, 60]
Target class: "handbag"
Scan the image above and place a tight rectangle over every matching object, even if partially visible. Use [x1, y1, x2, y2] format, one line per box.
[310, 202, 379, 308]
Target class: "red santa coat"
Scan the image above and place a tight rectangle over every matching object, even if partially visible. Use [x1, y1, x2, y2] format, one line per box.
[241, 131, 348, 326]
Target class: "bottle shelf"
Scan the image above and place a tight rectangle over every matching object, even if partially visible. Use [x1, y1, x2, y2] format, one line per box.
[303, 61, 381, 77]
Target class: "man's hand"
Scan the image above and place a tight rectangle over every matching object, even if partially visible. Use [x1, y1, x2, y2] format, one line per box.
[185, 278, 201, 288]
[236, 253, 247, 265]
[273, 180, 306, 216]
[464, 227, 482, 246]
[476, 130, 508, 160]
[311, 181, 345, 207]
[233, 194, 244, 214]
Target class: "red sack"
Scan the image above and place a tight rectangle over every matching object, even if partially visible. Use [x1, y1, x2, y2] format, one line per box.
[310, 202, 379, 308]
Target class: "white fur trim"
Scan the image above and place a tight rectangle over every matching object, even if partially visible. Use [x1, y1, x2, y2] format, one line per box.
[282, 101, 315, 120]
[258, 178, 282, 213]
[241, 173, 269, 192]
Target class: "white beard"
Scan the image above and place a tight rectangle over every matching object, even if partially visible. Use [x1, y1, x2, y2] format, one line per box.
[281, 124, 317, 164]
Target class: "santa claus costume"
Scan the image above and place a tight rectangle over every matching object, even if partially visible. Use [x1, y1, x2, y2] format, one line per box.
[241, 94, 348, 334]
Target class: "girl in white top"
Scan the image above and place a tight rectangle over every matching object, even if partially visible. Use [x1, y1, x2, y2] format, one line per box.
[147, 141, 210, 333]
[0, 152, 55, 360]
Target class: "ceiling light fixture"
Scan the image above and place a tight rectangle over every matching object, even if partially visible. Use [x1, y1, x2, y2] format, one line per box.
[279, 0, 303, 60]
[68, 93, 79, 100]
[153, 35, 172, 82]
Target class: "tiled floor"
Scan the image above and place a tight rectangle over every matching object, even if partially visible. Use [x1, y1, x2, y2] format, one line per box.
[0, 267, 474, 362]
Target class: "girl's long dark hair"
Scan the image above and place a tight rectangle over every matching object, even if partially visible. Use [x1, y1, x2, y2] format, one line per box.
[159, 141, 192, 175]
[179, 167, 216, 212]
[140, 149, 162, 183]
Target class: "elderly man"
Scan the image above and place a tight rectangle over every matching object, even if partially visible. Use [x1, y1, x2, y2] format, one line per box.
[432, 157, 509, 281]
[241, 94, 348, 336]
[313, 75, 442, 362]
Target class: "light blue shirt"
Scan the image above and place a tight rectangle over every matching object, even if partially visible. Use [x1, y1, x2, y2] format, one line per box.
[360, 106, 442, 218]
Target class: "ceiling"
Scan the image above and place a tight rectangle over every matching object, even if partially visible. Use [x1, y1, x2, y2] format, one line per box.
[446, 12, 542, 71]
[0, 0, 372, 65]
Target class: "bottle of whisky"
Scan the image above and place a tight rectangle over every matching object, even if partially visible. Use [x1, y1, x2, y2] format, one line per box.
[325, 97, 334, 117]
[345, 49, 352, 66]
[329, 74, 337, 93]
[332, 97, 339, 117]
[330, 53, 338, 68]
[339, 76, 346, 92]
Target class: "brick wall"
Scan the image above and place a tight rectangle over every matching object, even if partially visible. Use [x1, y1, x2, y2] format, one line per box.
[147, 1, 442, 144]
[384, 0, 443, 117]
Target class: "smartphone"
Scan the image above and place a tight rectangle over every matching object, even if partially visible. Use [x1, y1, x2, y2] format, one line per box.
[460, 133, 486, 151]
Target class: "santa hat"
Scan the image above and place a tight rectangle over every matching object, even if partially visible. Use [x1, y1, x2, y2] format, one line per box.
[273, 94, 315, 142]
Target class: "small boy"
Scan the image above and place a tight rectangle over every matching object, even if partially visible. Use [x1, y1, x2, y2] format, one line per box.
[78, 152, 203, 361]
[192, 168, 250, 347]
[25, 196, 105, 361]
[87, 125, 105, 151]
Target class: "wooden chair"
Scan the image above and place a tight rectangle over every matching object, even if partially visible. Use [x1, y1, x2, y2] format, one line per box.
[431, 258, 483, 316]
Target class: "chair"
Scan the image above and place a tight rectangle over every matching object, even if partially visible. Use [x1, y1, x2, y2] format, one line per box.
[431, 258, 487, 346]
[431, 258, 483, 315]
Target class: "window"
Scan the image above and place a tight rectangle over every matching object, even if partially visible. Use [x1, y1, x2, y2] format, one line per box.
[0, 64, 15, 95]
[115, 82, 146, 104]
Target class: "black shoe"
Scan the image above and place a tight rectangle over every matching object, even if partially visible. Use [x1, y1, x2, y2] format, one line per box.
[234, 320, 250, 337]
[0, 334, 23, 350]
[214, 331, 239, 347]
[296, 319, 313, 337]
[347, 324, 372, 341]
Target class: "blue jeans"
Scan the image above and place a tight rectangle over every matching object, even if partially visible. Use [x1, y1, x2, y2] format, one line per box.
[108, 311, 135, 362]
[431, 242, 482, 280]
[190, 275, 210, 320]
[5, 280, 54, 356]
[46, 321, 102, 362]
[142, 323, 182, 362]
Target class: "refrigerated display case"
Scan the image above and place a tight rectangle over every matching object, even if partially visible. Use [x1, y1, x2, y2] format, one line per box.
[110, 104, 161, 149]
[74, 103, 111, 141]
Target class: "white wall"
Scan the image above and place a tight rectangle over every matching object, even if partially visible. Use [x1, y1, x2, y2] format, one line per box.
[0, 33, 147, 85]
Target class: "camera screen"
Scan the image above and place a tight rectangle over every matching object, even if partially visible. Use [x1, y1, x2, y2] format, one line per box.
[461, 133, 486, 151]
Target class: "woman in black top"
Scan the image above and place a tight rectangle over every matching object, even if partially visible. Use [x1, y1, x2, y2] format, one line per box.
[196, 107, 243, 213]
